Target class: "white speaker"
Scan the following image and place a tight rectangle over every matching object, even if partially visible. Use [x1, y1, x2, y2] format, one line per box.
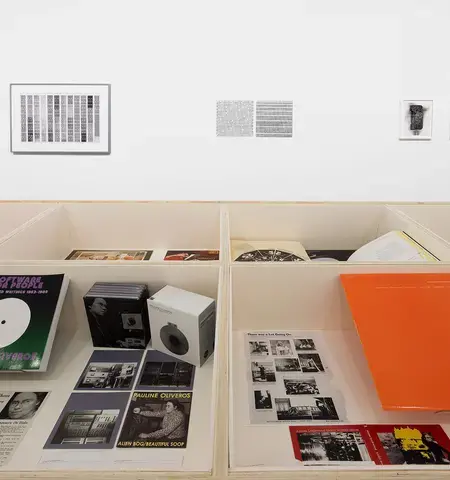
[147, 286, 216, 367]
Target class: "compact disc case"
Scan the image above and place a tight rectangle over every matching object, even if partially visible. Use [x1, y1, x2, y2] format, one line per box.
[84, 282, 151, 349]
[147, 286, 216, 367]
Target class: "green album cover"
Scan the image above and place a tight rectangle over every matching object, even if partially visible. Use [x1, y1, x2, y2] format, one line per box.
[0, 275, 65, 371]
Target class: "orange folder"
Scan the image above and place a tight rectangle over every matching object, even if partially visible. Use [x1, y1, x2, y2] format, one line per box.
[341, 273, 450, 411]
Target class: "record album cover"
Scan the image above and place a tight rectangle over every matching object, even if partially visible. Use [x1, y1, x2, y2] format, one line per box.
[0, 274, 69, 371]
[117, 391, 193, 448]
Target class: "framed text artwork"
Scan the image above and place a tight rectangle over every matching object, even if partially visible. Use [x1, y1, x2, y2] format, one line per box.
[10, 84, 111, 154]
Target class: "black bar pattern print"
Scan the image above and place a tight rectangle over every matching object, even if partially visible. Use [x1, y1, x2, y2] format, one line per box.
[255, 101, 293, 137]
[18, 93, 101, 143]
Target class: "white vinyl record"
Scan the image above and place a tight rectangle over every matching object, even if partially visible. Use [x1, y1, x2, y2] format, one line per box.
[0, 298, 31, 348]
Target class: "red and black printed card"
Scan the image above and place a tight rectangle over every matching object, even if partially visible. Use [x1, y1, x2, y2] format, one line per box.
[289, 425, 376, 464]
[290, 424, 450, 466]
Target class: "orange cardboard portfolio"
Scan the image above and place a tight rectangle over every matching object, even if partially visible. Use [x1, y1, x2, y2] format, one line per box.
[341, 273, 450, 411]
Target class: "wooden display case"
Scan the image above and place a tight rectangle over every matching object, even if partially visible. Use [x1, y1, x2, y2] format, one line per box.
[0, 201, 449, 479]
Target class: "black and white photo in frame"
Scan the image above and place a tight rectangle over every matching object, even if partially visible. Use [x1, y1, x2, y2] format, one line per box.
[399, 100, 433, 140]
[10, 84, 111, 154]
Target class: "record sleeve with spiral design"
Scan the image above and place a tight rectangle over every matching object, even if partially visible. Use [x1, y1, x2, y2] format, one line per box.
[232, 240, 309, 262]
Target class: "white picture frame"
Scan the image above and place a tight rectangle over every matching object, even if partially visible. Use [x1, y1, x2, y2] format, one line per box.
[10, 83, 111, 154]
[399, 99, 433, 140]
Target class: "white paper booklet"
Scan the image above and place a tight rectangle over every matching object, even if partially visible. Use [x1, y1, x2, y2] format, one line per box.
[0, 391, 49, 466]
[245, 332, 347, 425]
[347, 231, 438, 262]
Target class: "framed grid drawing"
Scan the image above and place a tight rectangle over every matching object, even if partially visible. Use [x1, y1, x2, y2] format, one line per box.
[10, 83, 111, 154]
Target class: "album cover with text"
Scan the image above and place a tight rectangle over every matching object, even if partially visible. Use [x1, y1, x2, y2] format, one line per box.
[117, 391, 193, 448]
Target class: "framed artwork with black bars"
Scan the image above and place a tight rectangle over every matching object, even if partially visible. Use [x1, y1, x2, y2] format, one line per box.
[10, 83, 111, 154]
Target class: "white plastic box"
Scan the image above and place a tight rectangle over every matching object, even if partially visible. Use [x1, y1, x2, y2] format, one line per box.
[148, 285, 216, 367]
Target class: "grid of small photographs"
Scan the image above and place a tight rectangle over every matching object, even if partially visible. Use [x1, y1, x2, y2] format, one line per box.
[45, 348, 196, 450]
[247, 332, 346, 424]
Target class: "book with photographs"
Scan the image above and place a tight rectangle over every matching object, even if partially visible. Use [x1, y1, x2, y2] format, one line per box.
[0, 274, 69, 372]
[232, 240, 309, 262]
[290, 424, 450, 466]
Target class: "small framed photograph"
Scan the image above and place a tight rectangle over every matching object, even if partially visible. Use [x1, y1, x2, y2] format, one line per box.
[399, 99, 433, 140]
[10, 83, 111, 154]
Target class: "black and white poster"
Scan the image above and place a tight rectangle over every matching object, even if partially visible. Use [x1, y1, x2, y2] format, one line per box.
[117, 392, 193, 448]
[246, 332, 346, 424]
[10, 84, 110, 154]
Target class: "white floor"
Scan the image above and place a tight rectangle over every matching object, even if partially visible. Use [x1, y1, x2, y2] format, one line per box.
[230, 329, 450, 472]
[0, 326, 215, 473]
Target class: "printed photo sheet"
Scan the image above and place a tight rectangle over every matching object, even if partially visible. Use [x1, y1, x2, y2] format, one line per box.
[0, 391, 49, 466]
[164, 250, 220, 261]
[290, 424, 450, 466]
[44, 392, 129, 449]
[117, 391, 193, 448]
[74, 349, 144, 391]
[246, 332, 346, 424]
[136, 350, 196, 391]
[65, 250, 153, 261]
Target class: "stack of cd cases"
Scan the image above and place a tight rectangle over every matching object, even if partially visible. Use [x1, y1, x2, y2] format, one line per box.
[83, 282, 151, 349]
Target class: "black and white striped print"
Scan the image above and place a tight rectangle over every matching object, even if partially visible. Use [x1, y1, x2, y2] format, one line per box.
[255, 101, 293, 138]
[20, 94, 101, 143]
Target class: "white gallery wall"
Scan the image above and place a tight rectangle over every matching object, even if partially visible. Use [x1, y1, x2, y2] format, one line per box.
[0, 0, 450, 201]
